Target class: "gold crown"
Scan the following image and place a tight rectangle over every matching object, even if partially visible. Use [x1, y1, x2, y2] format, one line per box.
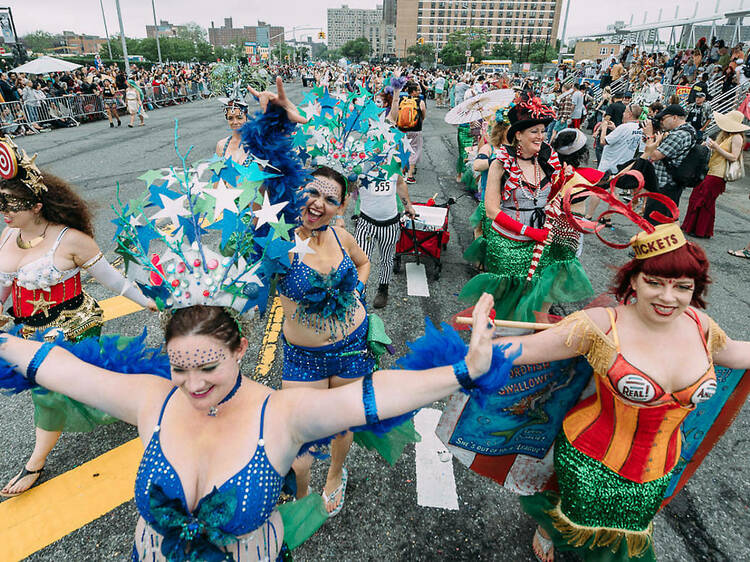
[630, 222, 686, 260]
[0, 136, 47, 196]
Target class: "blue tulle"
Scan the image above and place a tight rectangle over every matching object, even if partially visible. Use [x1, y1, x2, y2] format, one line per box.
[396, 318, 521, 408]
[0, 328, 170, 395]
[240, 104, 306, 229]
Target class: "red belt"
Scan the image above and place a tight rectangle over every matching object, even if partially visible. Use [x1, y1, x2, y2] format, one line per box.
[12, 274, 83, 318]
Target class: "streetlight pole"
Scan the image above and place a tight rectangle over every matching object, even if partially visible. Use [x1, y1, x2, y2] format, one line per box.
[114, 0, 131, 78]
[98, 0, 113, 59]
[151, 0, 162, 64]
[557, 0, 572, 63]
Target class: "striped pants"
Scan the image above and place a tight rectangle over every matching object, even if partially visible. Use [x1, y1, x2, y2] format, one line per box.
[355, 215, 401, 286]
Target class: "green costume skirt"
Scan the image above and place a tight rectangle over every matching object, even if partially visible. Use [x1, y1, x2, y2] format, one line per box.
[520, 435, 672, 561]
[456, 124, 474, 177]
[22, 294, 118, 432]
[460, 212, 593, 322]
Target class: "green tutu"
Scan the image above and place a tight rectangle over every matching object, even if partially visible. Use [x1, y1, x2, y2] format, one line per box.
[460, 226, 593, 322]
[519, 435, 670, 561]
[469, 201, 486, 230]
[456, 124, 474, 176]
[30, 324, 119, 432]
[461, 166, 478, 193]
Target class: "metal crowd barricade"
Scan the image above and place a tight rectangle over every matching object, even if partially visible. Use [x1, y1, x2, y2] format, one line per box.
[704, 82, 750, 136]
[0, 100, 33, 135]
[23, 96, 79, 127]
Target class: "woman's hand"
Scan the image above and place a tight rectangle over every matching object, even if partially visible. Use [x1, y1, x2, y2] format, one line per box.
[247, 77, 308, 124]
[464, 293, 497, 378]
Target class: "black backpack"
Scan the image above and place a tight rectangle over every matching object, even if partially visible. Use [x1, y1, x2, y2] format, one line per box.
[744, 59, 750, 79]
[665, 127, 710, 187]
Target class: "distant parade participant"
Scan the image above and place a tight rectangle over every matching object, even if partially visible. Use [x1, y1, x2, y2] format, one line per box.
[214, 98, 252, 165]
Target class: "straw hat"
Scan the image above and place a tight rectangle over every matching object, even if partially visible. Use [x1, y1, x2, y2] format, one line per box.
[713, 110, 750, 133]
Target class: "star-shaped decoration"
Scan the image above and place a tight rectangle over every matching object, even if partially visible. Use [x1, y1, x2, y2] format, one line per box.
[138, 169, 166, 187]
[235, 178, 264, 210]
[133, 224, 161, 254]
[291, 232, 315, 259]
[270, 215, 295, 241]
[207, 159, 227, 175]
[146, 181, 182, 208]
[206, 210, 239, 248]
[201, 180, 243, 221]
[149, 194, 190, 226]
[28, 293, 55, 317]
[254, 192, 288, 228]
[382, 157, 404, 179]
[176, 215, 208, 246]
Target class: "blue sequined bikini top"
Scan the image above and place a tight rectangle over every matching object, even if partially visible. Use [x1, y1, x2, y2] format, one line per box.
[134, 389, 284, 538]
[277, 228, 359, 335]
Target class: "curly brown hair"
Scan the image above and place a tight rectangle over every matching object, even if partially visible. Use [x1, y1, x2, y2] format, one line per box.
[0, 169, 94, 237]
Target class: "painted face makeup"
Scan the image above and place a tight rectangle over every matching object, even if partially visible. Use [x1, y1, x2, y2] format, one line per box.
[168, 347, 227, 370]
[633, 274, 694, 321]
[303, 178, 342, 208]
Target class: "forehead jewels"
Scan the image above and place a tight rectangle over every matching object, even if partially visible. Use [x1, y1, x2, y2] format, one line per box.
[306, 178, 341, 200]
[168, 348, 226, 369]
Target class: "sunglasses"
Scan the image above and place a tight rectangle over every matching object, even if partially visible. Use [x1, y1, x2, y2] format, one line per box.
[0, 193, 37, 213]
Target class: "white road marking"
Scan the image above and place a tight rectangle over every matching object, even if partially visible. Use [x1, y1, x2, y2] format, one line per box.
[414, 408, 459, 510]
[405, 262, 430, 297]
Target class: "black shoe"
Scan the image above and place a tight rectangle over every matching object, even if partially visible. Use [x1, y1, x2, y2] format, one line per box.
[109, 122, 114, 128]
[373, 284, 388, 309]
[117, 120, 122, 127]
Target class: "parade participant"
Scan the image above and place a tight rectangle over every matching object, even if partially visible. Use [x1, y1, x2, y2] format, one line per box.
[393, 82, 426, 184]
[101, 78, 121, 128]
[682, 110, 748, 239]
[486, 222, 750, 562]
[0, 137, 156, 497]
[214, 98, 251, 165]
[125, 80, 146, 128]
[460, 95, 593, 322]
[284, 81, 414, 512]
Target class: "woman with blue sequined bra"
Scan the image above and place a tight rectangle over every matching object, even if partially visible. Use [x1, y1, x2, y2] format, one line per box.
[0, 293, 515, 561]
[214, 98, 252, 166]
[276, 165, 372, 516]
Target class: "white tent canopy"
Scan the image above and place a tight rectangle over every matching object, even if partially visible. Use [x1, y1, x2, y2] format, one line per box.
[10, 56, 82, 75]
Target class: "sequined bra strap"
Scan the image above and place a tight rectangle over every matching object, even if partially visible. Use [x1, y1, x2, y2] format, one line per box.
[258, 394, 271, 442]
[329, 227, 346, 255]
[606, 308, 620, 351]
[222, 137, 231, 157]
[157, 387, 178, 428]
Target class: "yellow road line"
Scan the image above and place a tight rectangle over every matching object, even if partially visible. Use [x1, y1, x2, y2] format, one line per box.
[0, 439, 142, 562]
[0, 296, 283, 559]
[99, 295, 144, 323]
[253, 297, 283, 382]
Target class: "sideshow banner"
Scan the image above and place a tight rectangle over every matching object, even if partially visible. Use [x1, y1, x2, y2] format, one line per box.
[661, 365, 750, 507]
[0, 9, 14, 45]
[437, 357, 594, 494]
[675, 85, 691, 104]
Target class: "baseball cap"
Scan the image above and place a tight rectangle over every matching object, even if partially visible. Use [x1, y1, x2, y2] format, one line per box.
[695, 90, 707, 98]
[622, 91, 633, 99]
[655, 104, 687, 119]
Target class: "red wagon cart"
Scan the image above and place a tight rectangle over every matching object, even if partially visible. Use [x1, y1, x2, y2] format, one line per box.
[393, 198, 454, 280]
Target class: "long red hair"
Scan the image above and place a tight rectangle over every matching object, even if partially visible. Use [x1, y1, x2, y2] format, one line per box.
[612, 243, 711, 308]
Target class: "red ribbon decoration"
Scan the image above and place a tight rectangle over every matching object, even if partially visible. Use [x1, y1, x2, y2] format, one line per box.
[518, 96, 557, 120]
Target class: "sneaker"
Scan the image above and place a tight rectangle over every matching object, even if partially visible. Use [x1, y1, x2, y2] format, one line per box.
[406, 176, 416, 184]
[109, 122, 114, 128]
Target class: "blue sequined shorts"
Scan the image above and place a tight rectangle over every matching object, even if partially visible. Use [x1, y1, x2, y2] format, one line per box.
[282, 318, 374, 382]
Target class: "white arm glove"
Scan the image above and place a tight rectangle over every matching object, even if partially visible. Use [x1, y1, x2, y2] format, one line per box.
[82, 254, 152, 308]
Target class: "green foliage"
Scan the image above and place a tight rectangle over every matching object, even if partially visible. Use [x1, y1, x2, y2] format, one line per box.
[21, 30, 57, 53]
[210, 58, 269, 96]
[175, 22, 207, 44]
[406, 42, 436, 65]
[339, 37, 371, 62]
[523, 41, 555, 64]
[491, 40, 517, 60]
[439, 28, 486, 66]
[99, 36, 227, 63]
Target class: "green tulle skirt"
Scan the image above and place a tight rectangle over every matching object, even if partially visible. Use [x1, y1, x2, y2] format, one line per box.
[456, 124, 474, 176]
[30, 324, 119, 432]
[519, 435, 671, 561]
[460, 219, 593, 322]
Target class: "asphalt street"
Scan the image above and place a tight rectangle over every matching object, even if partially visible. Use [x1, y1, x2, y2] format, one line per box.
[1, 82, 748, 562]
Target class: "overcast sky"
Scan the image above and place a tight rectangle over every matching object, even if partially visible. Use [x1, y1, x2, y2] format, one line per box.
[8, 0, 749, 42]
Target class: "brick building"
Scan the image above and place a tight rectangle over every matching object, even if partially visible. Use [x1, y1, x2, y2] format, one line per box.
[61, 31, 107, 55]
[208, 18, 284, 47]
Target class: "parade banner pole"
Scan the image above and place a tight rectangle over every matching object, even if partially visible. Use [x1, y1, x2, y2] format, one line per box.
[454, 317, 554, 331]
[114, 0, 131, 79]
[151, 0, 163, 64]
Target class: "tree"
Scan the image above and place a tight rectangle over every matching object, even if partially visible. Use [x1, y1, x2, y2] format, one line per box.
[527, 41, 555, 64]
[21, 30, 57, 53]
[491, 40, 517, 60]
[339, 37, 370, 62]
[176, 22, 207, 44]
[439, 28, 486, 67]
[406, 42, 436, 65]
[271, 42, 292, 62]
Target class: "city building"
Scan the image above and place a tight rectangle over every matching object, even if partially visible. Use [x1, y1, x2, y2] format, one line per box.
[383, 0, 397, 25]
[366, 21, 397, 58]
[60, 31, 107, 55]
[145, 20, 187, 39]
[395, 0, 563, 58]
[208, 17, 284, 47]
[327, 4, 384, 50]
[573, 40, 621, 62]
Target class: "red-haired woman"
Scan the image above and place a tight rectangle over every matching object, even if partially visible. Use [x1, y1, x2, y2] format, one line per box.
[493, 224, 750, 561]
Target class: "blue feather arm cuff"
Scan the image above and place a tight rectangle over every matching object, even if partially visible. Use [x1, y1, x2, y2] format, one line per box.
[395, 318, 521, 408]
[0, 327, 171, 395]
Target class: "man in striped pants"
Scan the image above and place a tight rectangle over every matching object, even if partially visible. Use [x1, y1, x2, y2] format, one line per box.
[354, 174, 416, 308]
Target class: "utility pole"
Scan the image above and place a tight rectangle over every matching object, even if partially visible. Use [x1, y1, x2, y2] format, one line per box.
[557, 0, 572, 65]
[99, 0, 113, 58]
[151, 0, 162, 64]
[114, 0, 131, 78]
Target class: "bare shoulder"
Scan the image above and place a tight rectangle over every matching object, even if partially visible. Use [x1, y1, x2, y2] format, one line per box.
[332, 225, 356, 245]
[690, 308, 713, 336]
[216, 137, 228, 155]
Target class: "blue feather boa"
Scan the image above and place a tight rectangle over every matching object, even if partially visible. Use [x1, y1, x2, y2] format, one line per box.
[0, 328, 170, 395]
[396, 318, 521, 408]
[239, 104, 306, 228]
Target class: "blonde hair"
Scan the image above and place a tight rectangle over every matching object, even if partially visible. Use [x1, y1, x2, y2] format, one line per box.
[490, 121, 509, 147]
